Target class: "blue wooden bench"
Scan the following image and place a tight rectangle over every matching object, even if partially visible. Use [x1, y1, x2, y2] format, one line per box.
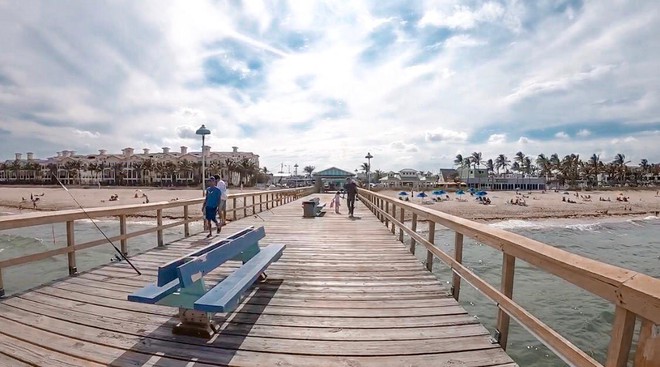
[302, 197, 325, 217]
[127, 226, 285, 337]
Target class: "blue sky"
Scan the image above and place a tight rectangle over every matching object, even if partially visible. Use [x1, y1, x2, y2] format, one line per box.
[0, 0, 659, 172]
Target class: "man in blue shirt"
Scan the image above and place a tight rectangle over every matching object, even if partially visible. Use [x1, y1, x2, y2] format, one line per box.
[202, 177, 222, 238]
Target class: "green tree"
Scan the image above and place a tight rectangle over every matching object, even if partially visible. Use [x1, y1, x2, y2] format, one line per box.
[303, 165, 315, 176]
[495, 154, 510, 174]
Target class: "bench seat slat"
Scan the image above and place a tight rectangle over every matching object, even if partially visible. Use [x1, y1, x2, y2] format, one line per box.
[157, 227, 254, 286]
[194, 244, 286, 313]
[177, 227, 266, 288]
[127, 278, 180, 304]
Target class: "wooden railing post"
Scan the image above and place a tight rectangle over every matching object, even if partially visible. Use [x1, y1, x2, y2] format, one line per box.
[390, 204, 396, 234]
[157, 209, 163, 247]
[634, 318, 659, 366]
[409, 213, 417, 254]
[266, 193, 269, 210]
[66, 220, 77, 275]
[119, 215, 127, 256]
[232, 197, 237, 220]
[252, 195, 256, 215]
[398, 208, 404, 242]
[425, 221, 435, 271]
[451, 232, 464, 300]
[496, 253, 516, 349]
[384, 202, 389, 227]
[0, 268, 5, 297]
[183, 205, 190, 237]
[605, 306, 636, 367]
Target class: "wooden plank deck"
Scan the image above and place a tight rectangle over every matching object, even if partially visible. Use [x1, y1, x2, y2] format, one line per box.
[0, 194, 516, 367]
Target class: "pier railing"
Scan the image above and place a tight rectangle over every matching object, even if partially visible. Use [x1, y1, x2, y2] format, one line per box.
[0, 187, 314, 297]
[358, 188, 659, 367]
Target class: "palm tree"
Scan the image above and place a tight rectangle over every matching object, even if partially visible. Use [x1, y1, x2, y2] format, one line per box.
[495, 154, 510, 175]
[238, 158, 258, 186]
[612, 153, 630, 184]
[9, 159, 22, 181]
[303, 165, 315, 176]
[132, 161, 144, 186]
[454, 154, 463, 167]
[587, 154, 600, 187]
[373, 169, 385, 181]
[536, 154, 551, 185]
[470, 152, 483, 169]
[177, 159, 192, 185]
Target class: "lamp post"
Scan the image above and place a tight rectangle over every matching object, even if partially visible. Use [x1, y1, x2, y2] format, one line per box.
[195, 124, 211, 194]
[294, 163, 298, 176]
[365, 152, 373, 190]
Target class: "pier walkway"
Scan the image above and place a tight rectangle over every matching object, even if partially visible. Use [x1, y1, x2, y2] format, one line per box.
[0, 194, 515, 366]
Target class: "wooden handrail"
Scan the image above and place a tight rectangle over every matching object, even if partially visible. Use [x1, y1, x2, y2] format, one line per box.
[358, 188, 659, 367]
[0, 186, 314, 296]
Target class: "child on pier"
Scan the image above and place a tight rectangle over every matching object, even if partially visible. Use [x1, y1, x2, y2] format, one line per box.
[330, 191, 341, 214]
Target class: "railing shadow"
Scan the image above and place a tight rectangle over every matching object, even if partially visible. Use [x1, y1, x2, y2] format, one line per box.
[108, 279, 283, 366]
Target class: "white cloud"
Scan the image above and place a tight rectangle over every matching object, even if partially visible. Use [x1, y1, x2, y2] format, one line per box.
[73, 129, 101, 139]
[418, 2, 505, 30]
[487, 133, 506, 144]
[555, 131, 569, 139]
[518, 136, 531, 144]
[425, 129, 468, 143]
[390, 141, 419, 153]
[576, 129, 591, 137]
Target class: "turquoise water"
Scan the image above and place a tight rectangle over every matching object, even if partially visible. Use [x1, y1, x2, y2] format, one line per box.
[0, 211, 658, 366]
[409, 216, 659, 366]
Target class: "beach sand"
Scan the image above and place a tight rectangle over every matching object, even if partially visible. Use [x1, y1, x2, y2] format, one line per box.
[0, 186, 658, 221]
[376, 189, 660, 220]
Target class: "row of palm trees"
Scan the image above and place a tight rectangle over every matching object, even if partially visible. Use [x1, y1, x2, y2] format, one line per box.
[0, 157, 267, 187]
[453, 151, 659, 188]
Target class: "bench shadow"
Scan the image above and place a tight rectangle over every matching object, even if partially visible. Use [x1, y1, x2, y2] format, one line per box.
[108, 279, 283, 366]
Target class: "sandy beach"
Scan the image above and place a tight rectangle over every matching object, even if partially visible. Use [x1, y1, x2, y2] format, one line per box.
[0, 186, 658, 221]
[376, 188, 660, 220]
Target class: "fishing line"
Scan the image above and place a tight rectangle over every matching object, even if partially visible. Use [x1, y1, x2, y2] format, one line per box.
[52, 174, 141, 275]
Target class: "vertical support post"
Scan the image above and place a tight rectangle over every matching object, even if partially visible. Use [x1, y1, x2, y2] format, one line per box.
[634, 318, 659, 367]
[183, 205, 190, 237]
[243, 196, 247, 218]
[66, 220, 77, 275]
[266, 193, 269, 210]
[119, 215, 127, 256]
[398, 208, 404, 242]
[496, 253, 516, 349]
[409, 213, 417, 254]
[384, 202, 389, 227]
[425, 221, 435, 271]
[605, 306, 636, 367]
[232, 197, 237, 220]
[157, 209, 163, 247]
[252, 195, 256, 215]
[390, 204, 396, 234]
[0, 268, 5, 297]
[452, 232, 464, 301]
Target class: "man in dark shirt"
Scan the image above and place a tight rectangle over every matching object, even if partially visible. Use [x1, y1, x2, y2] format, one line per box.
[344, 178, 358, 217]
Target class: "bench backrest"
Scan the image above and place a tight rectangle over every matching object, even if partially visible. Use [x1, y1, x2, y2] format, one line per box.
[176, 226, 266, 288]
[157, 226, 254, 286]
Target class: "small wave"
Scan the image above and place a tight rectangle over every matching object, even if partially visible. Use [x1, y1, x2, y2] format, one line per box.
[489, 220, 544, 229]
[490, 219, 603, 231]
[564, 223, 603, 231]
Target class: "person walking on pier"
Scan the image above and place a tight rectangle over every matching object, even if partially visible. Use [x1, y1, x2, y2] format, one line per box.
[202, 177, 222, 238]
[214, 174, 229, 226]
[344, 178, 358, 218]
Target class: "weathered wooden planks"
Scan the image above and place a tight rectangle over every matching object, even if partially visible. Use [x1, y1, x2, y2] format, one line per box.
[0, 193, 516, 366]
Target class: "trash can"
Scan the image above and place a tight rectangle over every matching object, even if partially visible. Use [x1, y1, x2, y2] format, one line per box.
[302, 201, 316, 217]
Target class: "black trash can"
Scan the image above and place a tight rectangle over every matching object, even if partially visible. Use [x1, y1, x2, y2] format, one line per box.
[302, 201, 316, 217]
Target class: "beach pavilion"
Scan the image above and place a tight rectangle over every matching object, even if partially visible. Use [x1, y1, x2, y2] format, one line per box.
[313, 167, 356, 192]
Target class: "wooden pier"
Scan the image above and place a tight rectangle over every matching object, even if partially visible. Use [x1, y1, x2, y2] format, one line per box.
[0, 193, 516, 366]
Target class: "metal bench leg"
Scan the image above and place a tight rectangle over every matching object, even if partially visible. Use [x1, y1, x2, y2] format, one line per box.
[173, 308, 216, 338]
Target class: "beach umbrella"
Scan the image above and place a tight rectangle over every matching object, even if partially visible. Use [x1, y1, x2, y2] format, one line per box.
[469, 187, 476, 193]
[416, 192, 428, 198]
[456, 190, 465, 196]
[432, 190, 446, 196]
[398, 191, 409, 196]
[476, 191, 488, 197]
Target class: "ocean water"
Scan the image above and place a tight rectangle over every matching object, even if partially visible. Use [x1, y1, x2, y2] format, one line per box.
[409, 215, 659, 366]
[0, 211, 658, 366]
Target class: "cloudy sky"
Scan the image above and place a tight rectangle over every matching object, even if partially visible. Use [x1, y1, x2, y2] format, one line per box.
[1, 0, 659, 173]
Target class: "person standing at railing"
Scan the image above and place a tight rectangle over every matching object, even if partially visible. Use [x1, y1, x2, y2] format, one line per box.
[202, 176, 222, 238]
[344, 178, 358, 218]
[214, 174, 229, 226]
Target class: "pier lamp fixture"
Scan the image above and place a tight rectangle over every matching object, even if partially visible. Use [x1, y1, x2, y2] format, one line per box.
[294, 163, 299, 176]
[196, 124, 211, 194]
[365, 152, 373, 190]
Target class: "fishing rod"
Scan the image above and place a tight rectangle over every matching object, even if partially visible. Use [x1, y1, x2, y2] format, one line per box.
[52, 174, 142, 275]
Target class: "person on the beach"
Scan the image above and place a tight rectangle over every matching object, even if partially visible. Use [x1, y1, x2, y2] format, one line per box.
[214, 174, 228, 226]
[202, 177, 222, 238]
[344, 178, 358, 217]
[330, 191, 341, 214]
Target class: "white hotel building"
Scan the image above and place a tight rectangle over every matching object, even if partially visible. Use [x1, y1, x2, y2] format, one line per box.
[0, 146, 259, 186]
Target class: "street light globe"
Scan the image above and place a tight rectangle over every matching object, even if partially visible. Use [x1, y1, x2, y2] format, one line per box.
[196, 124, 211, 136]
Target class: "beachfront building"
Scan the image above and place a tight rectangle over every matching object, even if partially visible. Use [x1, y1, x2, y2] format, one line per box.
[0, 146, 260, 187]
[313, 167, 356, 192]
[379, 169, 437, 190]
[456, 167, 546, 190]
